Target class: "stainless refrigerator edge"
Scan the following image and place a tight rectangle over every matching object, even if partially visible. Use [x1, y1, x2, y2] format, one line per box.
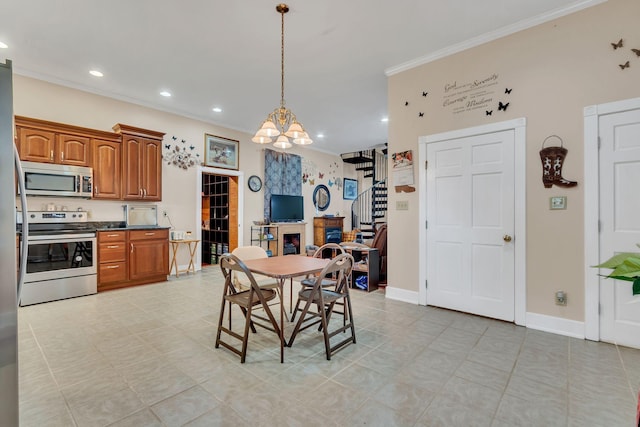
[0, 59, 19, 426]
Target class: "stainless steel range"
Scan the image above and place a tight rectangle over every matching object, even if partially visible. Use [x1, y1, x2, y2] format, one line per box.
[18, 211, 97, 306]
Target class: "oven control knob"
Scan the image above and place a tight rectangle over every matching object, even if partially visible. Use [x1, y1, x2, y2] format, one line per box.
[78, 213, 83, 218]
[72, 214, 77, 218]
[30, 214, 35, 219]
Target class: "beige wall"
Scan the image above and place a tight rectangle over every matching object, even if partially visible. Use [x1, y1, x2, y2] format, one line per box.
[13, 75, 354, 267]
[387, 0, 640, 321]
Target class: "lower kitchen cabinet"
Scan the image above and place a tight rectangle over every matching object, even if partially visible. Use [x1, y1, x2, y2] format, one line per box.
[129, 229, 169, 281]
[98, 228, 169, 291]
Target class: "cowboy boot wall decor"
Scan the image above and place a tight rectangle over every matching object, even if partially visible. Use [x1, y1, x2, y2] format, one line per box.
[539, 135, 578, 188]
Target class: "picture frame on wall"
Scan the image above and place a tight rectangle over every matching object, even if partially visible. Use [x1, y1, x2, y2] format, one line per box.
[204, 134, 239, 170]
[343, 178, 358, 200]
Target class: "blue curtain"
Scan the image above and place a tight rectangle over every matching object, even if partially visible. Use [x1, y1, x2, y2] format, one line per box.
[264, 149, 302, 220]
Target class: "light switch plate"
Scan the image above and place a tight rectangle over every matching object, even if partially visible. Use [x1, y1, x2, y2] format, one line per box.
[550, 196, 567, 210]
[396, 200, 409, 210]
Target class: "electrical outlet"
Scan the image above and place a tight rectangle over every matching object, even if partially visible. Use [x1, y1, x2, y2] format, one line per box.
[555, 290, 567, 306]
[396, 200, 409, 210]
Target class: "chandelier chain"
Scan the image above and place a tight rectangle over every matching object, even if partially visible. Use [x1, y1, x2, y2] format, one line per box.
[280, 7, 285, 107]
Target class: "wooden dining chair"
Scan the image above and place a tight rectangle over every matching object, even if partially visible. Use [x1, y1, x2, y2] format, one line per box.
[288, 253, 356, 360]
[215, 254, 281, 363]
[299, 243, 345, 289]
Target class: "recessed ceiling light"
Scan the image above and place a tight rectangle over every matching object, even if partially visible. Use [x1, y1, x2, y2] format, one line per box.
[317, 133, 325, 138]
[212, 107, 222, 113]
[89, 70, 103, 77]
[160, 91, 172, 97]
[0, 42, 8, 49]
[380, 117, 389, 123]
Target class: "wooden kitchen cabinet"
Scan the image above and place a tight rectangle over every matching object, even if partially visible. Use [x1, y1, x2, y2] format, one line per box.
[97, 231, 127, 290]
[97, 228, 169, 291]
[115, 124, 164, 201]
[92, 139, 122, 199]
[129, 229, 169, 281]
[56, 134, 91, 166]
[16, 126, 56, 163]
[15, 117, 92, 166]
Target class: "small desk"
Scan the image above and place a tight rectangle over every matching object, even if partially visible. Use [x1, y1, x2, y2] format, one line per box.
[169, 239, 200, 277]
[243, 255, 330, 363]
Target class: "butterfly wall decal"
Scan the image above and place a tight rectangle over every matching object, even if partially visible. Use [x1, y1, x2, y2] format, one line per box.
[498, 101, 509, 111]
[422, 91, 428, 97]
[611, 38, 623, 50]
[181, 139, 186, 143]
[486, 110, 493, 116]
[327, 180, 334, 187]
[164, 144, 171, 149]
[418, 112, 424, 117]
[405, 101, 409, 106]
[309, 179, 315, 185]
[619, 61, 630, 70]
[172, 136, 177, 140]
[189, 145, 195, 150]
[319, 172, 324, 179]
[505, 88, 512, 94]
[631, 48, 640, 57]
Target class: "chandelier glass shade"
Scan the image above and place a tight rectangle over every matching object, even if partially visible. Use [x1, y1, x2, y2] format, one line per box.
[252, 3, 312, 148]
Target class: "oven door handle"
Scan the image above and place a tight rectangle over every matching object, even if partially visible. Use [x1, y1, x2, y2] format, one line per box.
[27, 234, 96, 244]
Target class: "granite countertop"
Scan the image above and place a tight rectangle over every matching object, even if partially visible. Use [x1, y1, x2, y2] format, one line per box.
[92, 221, 170, 231]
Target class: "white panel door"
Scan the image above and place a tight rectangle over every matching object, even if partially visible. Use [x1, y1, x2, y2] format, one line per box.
[599, 108, 640, 348]
[426, 130, 515, 321]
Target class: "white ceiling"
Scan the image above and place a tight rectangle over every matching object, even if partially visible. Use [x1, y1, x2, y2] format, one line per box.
[0, 0, 599, 154]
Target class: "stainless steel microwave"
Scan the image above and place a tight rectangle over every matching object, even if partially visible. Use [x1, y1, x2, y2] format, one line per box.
[19, 161, 93, 198]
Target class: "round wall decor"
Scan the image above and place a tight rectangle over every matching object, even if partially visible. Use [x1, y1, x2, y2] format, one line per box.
[248, 175, 262, 192]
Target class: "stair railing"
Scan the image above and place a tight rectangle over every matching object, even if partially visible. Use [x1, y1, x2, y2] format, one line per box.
[350, 178, 387, 234]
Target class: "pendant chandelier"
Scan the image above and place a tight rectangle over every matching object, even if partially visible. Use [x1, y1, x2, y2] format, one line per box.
[252, 3, 312, 149]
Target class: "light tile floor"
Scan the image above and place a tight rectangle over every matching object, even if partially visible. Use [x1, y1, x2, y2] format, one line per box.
[18, 266, 640, 426]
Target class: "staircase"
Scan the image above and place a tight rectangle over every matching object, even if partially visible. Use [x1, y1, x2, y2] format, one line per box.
[341, 148, 388, 237]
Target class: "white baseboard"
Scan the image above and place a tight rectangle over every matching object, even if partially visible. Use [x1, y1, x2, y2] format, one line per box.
[385, 286, 420, 305]
[526, 312, 585, 339]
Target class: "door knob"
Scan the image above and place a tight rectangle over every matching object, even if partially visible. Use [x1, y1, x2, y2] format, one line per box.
[503, 235, 512, 242]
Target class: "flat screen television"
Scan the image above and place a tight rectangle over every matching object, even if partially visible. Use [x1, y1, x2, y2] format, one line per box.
[270, 194, 304, 222]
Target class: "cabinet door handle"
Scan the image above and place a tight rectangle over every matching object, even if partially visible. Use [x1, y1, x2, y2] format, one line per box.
[130, 243, 134, 253]
[139, 188, 143, 197]
[50, 150, 54, 161]
[144, 232, 155, 236]
[94, 185, 99, 195]
[143, 188, 147, 197]
[105, 265, 119, 269]
[61, 151, 64, 161]
[106, 245, 119, 249]
[106, 234, 119, 237]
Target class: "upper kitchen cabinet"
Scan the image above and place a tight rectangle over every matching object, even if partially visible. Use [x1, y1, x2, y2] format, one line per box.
[15, 116, 92, 166]
[114, 124, 165, 201]
[92, 139, 122, 199]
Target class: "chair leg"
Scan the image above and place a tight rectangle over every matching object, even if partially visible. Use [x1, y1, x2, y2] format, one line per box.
[287, 296, 315, 348]
[290, 296, 303, 323]
[319, 300, 332, 360]
[344, 294, 356, 344]
[215, 294, 228, 348]
[240, 305, 253, 363]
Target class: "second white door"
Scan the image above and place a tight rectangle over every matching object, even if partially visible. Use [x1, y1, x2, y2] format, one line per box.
[426, 130, 515, 321]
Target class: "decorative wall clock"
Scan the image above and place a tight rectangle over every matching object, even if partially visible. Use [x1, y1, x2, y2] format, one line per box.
[248, 175, 262, 192]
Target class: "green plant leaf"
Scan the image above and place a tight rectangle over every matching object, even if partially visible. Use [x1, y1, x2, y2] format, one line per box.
[634, 277, 640, 296]
[609, 258, 640, 279]
[594, 252, 640, 269]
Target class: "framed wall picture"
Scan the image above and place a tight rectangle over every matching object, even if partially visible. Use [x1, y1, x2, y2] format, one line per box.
[343, 178, 358, 200]
[204, 134, 239, 170]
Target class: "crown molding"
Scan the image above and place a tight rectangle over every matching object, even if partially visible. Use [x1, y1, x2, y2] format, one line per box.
[385, 0, 607, 76]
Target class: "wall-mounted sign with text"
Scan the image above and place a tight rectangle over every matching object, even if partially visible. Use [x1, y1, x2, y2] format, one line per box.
[443, 73, 500, 115]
